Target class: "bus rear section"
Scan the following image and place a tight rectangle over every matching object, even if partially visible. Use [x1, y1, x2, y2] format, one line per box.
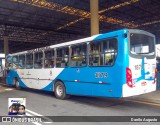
[123, 30, 156, 97]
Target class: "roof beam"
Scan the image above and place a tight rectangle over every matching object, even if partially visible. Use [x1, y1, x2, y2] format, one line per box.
[57, 0, 140, 30]
[11, 0, 139, 30]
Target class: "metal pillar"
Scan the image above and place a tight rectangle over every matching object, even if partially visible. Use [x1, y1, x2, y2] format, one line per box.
[3, 36, 9, 55]
[90, 0, 99, 36]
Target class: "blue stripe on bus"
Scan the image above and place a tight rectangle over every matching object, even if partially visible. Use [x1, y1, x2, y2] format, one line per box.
[6, 70, 28, 88]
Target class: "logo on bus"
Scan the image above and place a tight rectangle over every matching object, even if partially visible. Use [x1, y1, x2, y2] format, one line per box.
[95, 72, 108, 78]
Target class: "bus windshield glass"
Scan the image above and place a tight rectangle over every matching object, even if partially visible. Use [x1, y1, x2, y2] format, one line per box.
[130, 33, 155, 55]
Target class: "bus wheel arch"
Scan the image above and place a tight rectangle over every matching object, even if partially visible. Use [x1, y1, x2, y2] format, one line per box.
[14, 77, 21, 89]
[54, 80, 70, 99]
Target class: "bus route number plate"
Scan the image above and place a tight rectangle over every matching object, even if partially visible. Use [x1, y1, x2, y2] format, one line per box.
[95, 72, 108, 78]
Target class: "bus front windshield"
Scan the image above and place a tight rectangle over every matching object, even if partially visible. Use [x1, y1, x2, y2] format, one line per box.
[130, 33, 155, 55]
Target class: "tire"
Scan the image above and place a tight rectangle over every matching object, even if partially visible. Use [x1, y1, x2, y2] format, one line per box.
[14, 78, 21, 90]
[54, 81, 70, 99]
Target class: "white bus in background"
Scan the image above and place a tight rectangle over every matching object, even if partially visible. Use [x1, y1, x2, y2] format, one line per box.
[0, 54, 5, 78]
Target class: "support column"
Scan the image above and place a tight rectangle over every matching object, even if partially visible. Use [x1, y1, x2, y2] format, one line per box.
[3, 36, 9, 55]
[90, 0, 99, 36]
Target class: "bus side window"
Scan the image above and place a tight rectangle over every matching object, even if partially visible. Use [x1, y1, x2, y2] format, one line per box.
[26, 53, 33, 69]
[44, 50, 54, 68]
[12, 56, 19, 69]
[19, 55, 25, 69]
[89, 38, 118, 66]
[56, 47, 69, 68]
[70, 43, 87, 67]
[89, 42, 101, 66]
[103, 38, 118, 66]
[34, 52, 43, 69]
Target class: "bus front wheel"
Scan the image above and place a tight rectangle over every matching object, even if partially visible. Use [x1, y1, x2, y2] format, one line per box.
[14, 78, 21, 90]
[54, 81, 70, 100]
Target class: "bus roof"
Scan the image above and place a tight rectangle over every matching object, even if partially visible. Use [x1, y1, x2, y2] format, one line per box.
[10, 29, 129, 56]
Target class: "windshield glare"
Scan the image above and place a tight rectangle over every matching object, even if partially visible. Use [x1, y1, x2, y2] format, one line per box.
[130, 33, 154, 55]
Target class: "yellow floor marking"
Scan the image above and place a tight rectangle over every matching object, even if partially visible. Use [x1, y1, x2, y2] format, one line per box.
[124, 99, 160, 107]
[0, 85, 15, 93]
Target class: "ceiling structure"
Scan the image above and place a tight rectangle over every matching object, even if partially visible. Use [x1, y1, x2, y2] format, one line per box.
[0, 0, 160, 53]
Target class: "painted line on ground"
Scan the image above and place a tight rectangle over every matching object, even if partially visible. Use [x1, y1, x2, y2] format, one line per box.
[0, 88, 15, 93]
[124, 99, 160, 107]
[5, 88, 13, 91]
[26, 109, 43, 116]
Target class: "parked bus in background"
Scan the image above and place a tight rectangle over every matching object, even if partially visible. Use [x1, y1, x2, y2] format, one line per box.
[0, 54, 5, 80]
[5, 29, 156, 99]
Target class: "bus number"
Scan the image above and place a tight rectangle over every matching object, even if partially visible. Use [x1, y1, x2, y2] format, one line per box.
[95, 72, 108, 78]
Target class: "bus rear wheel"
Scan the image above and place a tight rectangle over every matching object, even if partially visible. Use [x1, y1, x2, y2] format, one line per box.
[54, 81, 70, 100]
[14, 78, 21, 90]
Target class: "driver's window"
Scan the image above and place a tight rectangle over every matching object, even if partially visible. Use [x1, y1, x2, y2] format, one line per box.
[19, 55, 25, 69]
[12, 56, 19, 69]
[6, 56, 12, 69]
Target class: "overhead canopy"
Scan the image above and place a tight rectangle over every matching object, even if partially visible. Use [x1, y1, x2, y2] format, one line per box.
[0, 0, 160, 53]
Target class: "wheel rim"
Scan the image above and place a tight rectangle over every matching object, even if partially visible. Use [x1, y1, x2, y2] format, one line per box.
[56, 84, 63, 96]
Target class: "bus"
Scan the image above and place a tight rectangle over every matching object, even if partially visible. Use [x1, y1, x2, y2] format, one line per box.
[5, 29, 157, 99]
[0, 54, 5, 80]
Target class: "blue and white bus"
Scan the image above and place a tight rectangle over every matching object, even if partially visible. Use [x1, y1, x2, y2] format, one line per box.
[6, 29, 157, 99]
